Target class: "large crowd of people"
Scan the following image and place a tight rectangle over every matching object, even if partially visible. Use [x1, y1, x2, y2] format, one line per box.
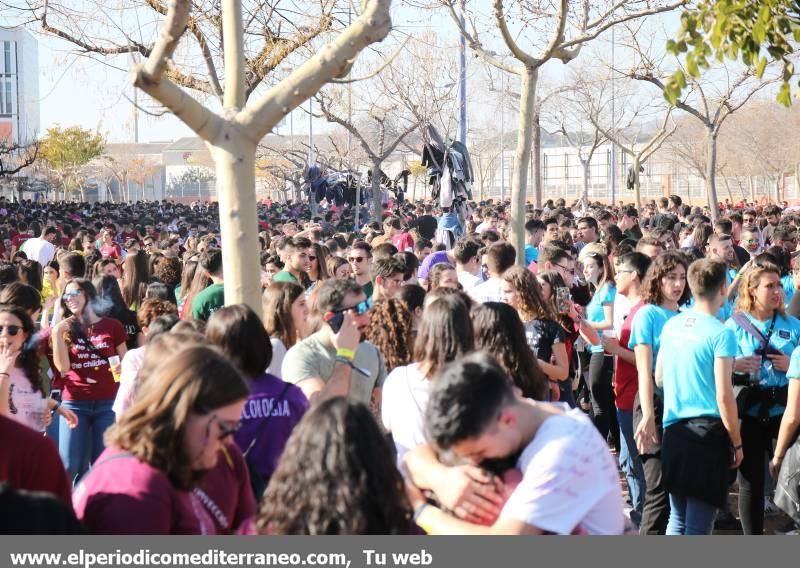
[1, 192, 800, 535]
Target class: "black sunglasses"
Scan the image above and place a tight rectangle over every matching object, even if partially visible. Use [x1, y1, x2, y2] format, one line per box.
[0, 325, 21, 336]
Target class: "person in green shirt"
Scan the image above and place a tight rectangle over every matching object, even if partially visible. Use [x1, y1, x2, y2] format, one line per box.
[347, 241, 374, 299]
[272, 236, 312, 288]
[191, 248, 225, 321]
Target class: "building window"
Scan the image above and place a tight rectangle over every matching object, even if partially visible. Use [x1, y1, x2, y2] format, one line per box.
[3, 42, 11, 75]
[1, 77, 11, 116]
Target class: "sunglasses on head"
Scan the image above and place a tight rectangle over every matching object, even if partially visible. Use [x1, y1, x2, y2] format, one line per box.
[0, 325, 21, 336]
[333, 297, 373, 315]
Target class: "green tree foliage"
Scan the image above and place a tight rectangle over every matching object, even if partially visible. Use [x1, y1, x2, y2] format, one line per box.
[40, 125, 105, 191]
[666, 0, 799, 106]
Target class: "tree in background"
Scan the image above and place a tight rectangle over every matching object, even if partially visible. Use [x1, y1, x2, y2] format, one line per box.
[441, 0, 685, 265]
[667, 0, 800, 106]
[39, 125, 104, 201]
[0, 140, 40, 177]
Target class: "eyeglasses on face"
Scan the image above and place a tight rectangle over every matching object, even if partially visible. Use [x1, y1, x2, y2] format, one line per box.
[62, 290, 82, 301]
[0, 325, 21, 336]
[555, 263, 576, 275]
[347, 256, 367, 264]
[211, 414, 241, 441]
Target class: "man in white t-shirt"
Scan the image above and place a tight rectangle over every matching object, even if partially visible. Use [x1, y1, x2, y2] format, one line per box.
[454, 238, 482, 292]
[20, 226, 58, 267]
[410, 353, 625, 535]
[469, 242, 515, 304]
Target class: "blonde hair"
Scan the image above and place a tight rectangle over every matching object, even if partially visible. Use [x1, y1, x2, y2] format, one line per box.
[735, 264, 784, 315]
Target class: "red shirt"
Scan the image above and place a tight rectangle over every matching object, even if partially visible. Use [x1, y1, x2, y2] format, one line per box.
[615, 301, 644, 411]
[57, 318, 127, 401]
[11, 232, 32, 249]
[391, 232, 414, 252]
[193, 444, 256, 534]
[73, 447, 215, 535]
[0, 415, 72, 504]
[100, 243, 122, 259]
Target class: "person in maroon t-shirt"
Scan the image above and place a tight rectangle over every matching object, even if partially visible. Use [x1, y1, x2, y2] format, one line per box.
[600, 252, 651, 527]
[73, 345, 249, 534]
[51, 278, 128, 482]
[0, 414, 72, 504]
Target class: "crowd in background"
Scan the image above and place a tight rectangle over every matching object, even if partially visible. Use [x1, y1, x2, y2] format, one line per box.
[1, 192, 800, 536]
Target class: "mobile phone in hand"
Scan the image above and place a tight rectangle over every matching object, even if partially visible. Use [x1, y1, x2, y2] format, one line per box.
[325, 311, 345, 334]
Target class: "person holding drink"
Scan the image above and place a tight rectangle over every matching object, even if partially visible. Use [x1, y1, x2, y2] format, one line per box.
[0, 304, 78, 432]
[51, 279, 127, 481]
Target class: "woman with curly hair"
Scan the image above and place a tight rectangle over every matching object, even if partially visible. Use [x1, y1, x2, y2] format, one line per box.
[381, 294, 474, 463]
[472, 302, 548, 402]
[262, 282, 309, 378]
[153, 256, 183, 303]
[0, 304, 77, 431]
[256, 398, 413, 534]
[629, 251, 690, 535]
[365, 298, 413, 373]
[501, 266, 569, 402]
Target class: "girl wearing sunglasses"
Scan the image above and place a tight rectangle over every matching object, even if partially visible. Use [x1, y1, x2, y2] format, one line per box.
[0, 304, 77, 432]
[51, 278, 129, 482]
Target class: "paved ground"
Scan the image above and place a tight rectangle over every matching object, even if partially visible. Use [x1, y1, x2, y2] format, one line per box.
[615, 452, 795, 535]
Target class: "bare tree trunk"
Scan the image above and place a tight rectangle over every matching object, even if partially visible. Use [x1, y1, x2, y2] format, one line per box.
[722, 176, 734, 204]
[632, 155, 641, 209]
[533, 106, 542, 207]
[214, 138, 260, 311]
[510, 67, 537, 266]
[705, 129, 720, 220]
[371, 162, 382, 222]
[581, 160, 590, 203]
[749, 176, 756, 203]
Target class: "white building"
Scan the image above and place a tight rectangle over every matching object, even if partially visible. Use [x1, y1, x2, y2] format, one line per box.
[0, 26, 39, 145]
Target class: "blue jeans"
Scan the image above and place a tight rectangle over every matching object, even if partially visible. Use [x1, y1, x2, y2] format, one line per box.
[59, 399, 115, 483]
[617, 408, 646, 521]
[666, 493, 718, 535]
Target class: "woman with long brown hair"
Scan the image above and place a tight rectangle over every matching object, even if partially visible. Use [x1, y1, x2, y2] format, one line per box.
[121, 250, 150, 311]
[73, 345, 250, 534]
[0, 304, 77, 431]
[381, 294, 474, 463]
[502, 266, 569, 401]
[262, 282, 309, 378]
[472, 302, 548, 401]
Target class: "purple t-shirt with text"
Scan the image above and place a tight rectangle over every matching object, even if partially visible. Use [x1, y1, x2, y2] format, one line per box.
[233, 373, 308, 482]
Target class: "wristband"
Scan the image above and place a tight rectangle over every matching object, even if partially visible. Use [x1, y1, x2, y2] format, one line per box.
[336, 348, 355, 361]
[733, 443, 743, 451]
[51, 401, 61, 415]
[0, 372, 9, 378]
[335, 356, 371, 377]
[774, 454, 784, 462]
[413, 502, 429, 522]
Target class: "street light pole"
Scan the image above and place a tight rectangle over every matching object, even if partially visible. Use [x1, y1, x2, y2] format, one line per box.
[610, 26, 617, 206]
[458, 0, 467, 145]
